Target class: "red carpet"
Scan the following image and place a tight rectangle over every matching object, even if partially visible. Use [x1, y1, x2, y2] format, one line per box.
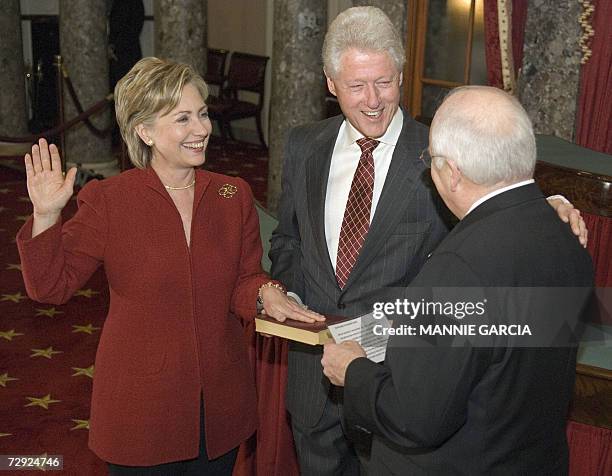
[204, 138, 269, 205]
[0, 138, 268, 475]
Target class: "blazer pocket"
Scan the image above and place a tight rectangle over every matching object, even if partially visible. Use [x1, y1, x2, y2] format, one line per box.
[98, 321, 168, 379]
[391, 220, 431, 236]
[124, 345, 167, 378]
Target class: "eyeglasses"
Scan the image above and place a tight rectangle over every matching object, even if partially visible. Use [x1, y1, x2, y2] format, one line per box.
[419, 148, 443, 168]
[419, 148, 433, 168]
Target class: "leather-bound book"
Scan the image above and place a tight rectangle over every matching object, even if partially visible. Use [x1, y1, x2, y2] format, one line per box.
[255, 314, 353, 345]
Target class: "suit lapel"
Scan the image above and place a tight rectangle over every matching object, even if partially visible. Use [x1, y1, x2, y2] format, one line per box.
[192, 168, 212, 214]
[341, 112, 426, 292]
[306, 116, 344, 284]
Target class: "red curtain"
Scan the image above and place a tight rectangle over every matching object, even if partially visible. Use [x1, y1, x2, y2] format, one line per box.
[567, 421, 612, 476]
[483, 0, 528, 88]
[576, 0, 612, 291]
[584, 212, 612, 288]
[575, 0, 612, 155]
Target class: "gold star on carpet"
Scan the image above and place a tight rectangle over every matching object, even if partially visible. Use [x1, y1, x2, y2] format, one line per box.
[74, 288, 100, 298]
[0, 432, 12, 437]
[72, 323, 101, 335]
[6, 263, 21, 271]
[30, 346, 63, 359]
[35, 307, 63, 318]
[71, 419, 90, 430]
[1, 292, 27, 303]
[71, 365, 94, 379]
[15, 215, 30, 222]
[0, 373, 18, 388]
[0, 188, 9, 194]
[0, 329, 24, 341]
[25, 394, 61, 409]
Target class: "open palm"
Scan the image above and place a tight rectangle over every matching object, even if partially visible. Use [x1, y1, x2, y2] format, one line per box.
[25, 138, 77, 216]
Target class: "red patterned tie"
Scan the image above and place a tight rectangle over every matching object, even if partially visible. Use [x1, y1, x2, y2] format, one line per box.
[335, 137, 379, 289]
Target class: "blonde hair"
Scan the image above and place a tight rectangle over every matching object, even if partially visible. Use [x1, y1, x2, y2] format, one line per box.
[114, 57, 209, 169]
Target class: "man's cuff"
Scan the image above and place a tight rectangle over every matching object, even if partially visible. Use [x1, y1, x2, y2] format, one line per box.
[547, 194, 570, 205]
[286, 291, 303, 305]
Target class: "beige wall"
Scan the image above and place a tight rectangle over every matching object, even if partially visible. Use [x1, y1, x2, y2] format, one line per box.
[208, 0, 270, 143]
[208, 0, 268, 55]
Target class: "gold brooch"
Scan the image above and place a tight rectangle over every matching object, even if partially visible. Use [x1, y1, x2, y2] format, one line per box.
[218, 184, 238, 198]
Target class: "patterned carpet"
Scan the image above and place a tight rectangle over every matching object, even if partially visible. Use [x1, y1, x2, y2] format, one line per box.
[0, 138, 268, 475]
[204, 137, 269, 205]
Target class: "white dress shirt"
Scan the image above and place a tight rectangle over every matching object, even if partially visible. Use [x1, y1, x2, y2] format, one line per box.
[465, 179, 535, 216]
[324, 109, 404, 271]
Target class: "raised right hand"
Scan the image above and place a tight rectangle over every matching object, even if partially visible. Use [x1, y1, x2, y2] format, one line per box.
[25, 138, 77, 217]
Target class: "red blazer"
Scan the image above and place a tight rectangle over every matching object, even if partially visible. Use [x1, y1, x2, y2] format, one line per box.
[17, 167, 270, 465]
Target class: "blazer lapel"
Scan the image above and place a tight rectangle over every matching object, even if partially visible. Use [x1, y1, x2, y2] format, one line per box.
[341, 111, 426, 291]
[144, 165, 172, 202]
[192, 168, 212, 214]
[306, 117, 344, 284]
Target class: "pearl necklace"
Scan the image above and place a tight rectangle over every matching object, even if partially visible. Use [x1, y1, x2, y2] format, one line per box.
[163, 178, 196, 190]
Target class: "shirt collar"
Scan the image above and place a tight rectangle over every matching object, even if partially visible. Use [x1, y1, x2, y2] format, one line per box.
[465, 179, 535, 216]
[341, 108, 403, 149]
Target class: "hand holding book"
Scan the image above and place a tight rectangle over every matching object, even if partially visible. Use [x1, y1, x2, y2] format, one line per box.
[256, 310, 391, 362]
[322, 341, 367, 386]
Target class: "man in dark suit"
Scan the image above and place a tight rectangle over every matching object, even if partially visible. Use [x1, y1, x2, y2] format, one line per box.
[270, 6, 452, 474]
[321, 86, 593, 475]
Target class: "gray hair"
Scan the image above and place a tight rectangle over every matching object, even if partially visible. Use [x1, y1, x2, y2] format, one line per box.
[323, 6, 405, 78]
[430, 86, 536, 186]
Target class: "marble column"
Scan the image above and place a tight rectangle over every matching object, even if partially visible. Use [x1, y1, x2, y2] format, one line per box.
[60, 0, 115, 175]
[267, 0, 326, 212]
[154, 0, 207, 75]
[352, 0, 406, 46]
[0, 0, 28, 136]
[517, 0, 582, 141]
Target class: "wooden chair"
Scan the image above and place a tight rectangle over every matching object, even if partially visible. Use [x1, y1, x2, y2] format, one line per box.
[205, 48, 229, 90]
[207, 52, 270, 147]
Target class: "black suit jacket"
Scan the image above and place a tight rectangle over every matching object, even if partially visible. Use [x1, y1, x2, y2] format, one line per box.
[344, 184, 593, 475]
[270, 111, 452, 425]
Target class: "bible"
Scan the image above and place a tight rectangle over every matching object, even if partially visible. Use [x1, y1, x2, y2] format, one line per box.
[255, 314, 353, 345]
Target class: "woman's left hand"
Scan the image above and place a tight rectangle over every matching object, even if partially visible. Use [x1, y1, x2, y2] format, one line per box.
[261, 287, 325, 323]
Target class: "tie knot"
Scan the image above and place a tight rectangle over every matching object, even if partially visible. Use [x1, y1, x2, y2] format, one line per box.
[356, 137, 380, 154]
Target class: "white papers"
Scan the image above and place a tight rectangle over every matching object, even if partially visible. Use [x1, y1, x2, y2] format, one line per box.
[327, 312, 391, 363]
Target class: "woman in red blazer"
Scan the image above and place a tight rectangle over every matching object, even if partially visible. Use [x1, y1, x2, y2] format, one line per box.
[17, 57, 321, 475]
